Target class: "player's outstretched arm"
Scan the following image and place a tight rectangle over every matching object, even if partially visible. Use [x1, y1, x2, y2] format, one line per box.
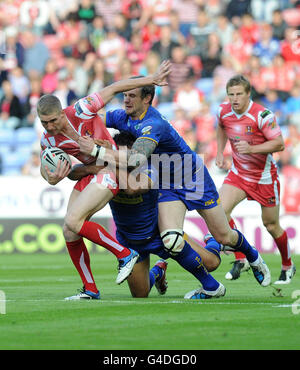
[67, 163, 105, 181]
[98, 60, 171, 106]
[79, 135, 156, 170]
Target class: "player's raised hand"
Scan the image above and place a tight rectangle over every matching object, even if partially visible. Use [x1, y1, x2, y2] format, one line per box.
[152, 60, 172, 86]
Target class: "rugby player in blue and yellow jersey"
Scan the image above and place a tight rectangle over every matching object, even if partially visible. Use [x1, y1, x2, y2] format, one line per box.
[69, 131, 222, 299]
[79, 77, 271, 298]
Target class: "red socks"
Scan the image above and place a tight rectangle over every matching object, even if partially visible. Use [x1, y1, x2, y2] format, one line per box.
[230, 218, 292, 268]
[78, 220, 130, 259]
[66, 222, 131, 293]
[66, 238, 98, 293]
[274, 231, 292, 269]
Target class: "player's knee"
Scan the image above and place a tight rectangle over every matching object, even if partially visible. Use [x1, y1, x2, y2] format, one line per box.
[131, 291, 149, 298]
[214, 229, 234, 246]
[128, 282, 150, 298]
[160, 229, 184, 256]
[64, 213, 81, 234]
[206, 256, 221, 272]
[62, 223, 74, 240]
[263, 220, 279, 235]
[62, 222, 81, 243]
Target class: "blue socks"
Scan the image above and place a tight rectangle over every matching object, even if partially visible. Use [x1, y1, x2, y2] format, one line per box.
[149, 264, 164, 290]
[173, 241, 219, 291]
[204, 238, 221, 261]
[234, 229, 258, 263]
[204, 230, 258, 263]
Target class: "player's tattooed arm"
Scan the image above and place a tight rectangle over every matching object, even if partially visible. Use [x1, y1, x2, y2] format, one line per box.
[128, 138, 157, 167]
[67, 163, 106, 181]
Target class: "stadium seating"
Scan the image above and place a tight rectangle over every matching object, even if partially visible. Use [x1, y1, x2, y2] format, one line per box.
[15, 127, 38, 146]
[1, 150, 29, 175]
[0, 127, 38, 175]
[156, 102, 175, 121]
[196, 78, 214, 98]
[0, 128, 15, 147]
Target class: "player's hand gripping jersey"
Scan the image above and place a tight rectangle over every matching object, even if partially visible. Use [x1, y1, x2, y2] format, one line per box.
[41, 93, 116, 162]
[217, 101, 282, 184]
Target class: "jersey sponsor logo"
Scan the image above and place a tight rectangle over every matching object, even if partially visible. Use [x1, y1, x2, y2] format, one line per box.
[101, 174, 118, 189]
[134, 123, 142, 130]
[261, 109, 271, 118]
[267, 118, 277, 129]
[85, 129, 93, 137]
[112, 193, 143, 204]
[204, 197, 220, 206]
[267, 196, 276, 205]
[230, 137, 240, 143]
[74, 101, 83, 116]
[245, 125, 253, 134]
[84, 96, 95, 105]
[141, 125, 152, 135]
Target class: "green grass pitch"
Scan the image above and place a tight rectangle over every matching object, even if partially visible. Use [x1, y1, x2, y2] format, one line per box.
[1, 252, 300, 350]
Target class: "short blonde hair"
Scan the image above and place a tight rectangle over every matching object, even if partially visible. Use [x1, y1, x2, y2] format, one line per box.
[226, 75, 251, 94]
[37, 94, 62, 116]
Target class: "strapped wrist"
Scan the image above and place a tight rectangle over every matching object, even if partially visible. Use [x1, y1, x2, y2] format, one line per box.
[97, 146, 106, 160]
[90, 144, 100, 157]
[91, 144, 106, 160]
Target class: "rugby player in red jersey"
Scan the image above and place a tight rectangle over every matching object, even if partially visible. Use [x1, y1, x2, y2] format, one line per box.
[37, 61, 171, 299]
[216, 75, 295, 284]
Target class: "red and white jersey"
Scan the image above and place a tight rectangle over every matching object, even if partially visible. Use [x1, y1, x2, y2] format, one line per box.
[217, 100, 282, 184]
[41, 93, 116, 164]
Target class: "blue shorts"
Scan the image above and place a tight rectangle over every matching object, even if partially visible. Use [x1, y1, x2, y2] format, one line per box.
[158, 166, 220, 211]
[116, 230, 170, 263]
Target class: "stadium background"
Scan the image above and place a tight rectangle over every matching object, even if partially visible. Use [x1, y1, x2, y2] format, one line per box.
[1, 0, 300, 256]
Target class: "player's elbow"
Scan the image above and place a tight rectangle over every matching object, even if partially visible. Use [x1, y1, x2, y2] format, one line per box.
[278, 142, 285, 152]
[68, 163, 98, 181]
[68, 171, 81, 181]
[274, 142, 285, 153]
[275, 137, 285, 152]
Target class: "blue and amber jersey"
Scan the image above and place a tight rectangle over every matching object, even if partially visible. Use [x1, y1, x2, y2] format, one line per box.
[105, 106, 193, 156]
[109, 164, 159, 240]
[105, 106, 204, 191]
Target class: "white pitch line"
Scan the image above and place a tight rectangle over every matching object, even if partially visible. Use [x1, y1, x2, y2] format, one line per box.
[274, 304, 300, 308]
[1, 299, 291, 306]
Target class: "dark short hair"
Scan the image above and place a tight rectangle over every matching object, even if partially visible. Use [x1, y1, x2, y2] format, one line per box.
[114, 131, 136, 147]
[130, 75, 155, 105]
[226, 75, 251, 94]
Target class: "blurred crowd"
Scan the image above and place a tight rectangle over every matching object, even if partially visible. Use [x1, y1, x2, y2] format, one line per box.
[0, 0, 300, 177]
